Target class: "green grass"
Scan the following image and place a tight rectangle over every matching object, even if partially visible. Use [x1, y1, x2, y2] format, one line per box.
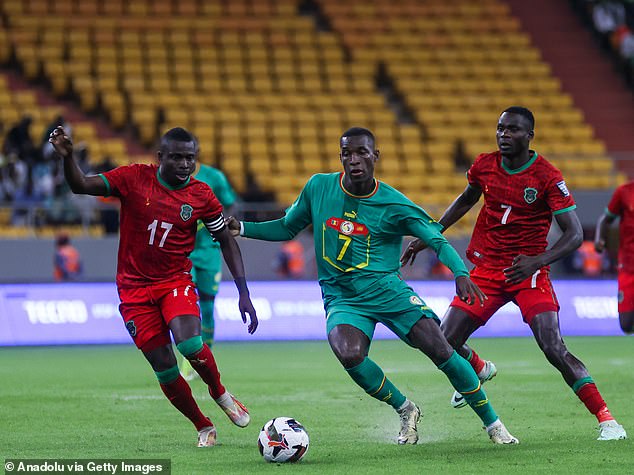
[1, 337, 633, 474]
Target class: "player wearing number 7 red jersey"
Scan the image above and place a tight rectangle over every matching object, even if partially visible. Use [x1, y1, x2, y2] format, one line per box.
[49, 126, 257, 447]
[402, 107, 626, 441]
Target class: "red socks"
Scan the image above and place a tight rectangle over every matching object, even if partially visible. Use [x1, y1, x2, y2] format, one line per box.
[188, 344, 226, 399]
[577, 383, 613, 423]
[160, 375, 212, 430]
[467, 349, 486, 375]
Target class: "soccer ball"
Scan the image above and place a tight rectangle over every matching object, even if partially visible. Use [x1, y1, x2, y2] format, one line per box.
[257, 417, 309, 463]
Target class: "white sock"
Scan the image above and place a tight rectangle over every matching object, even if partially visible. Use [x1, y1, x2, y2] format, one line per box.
[485, 418, 501, 432]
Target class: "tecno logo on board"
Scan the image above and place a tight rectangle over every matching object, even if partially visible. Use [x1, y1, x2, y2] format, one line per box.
[22, 300, 88, 324]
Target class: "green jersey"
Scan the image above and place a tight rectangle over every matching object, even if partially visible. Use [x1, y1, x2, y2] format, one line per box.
[189, 164, 237, 267]
[243, 173, 468, 300]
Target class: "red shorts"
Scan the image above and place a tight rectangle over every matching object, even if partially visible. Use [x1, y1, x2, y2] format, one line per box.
[118, 277, 200, 352]
[618, 271, 634, 313]
[450, 266, 559, 326]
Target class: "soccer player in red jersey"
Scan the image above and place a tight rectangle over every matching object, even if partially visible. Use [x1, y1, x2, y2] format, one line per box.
[595, 180, 634, 333]
[49, 126, 258, 447]
[402, 107, 627, 441]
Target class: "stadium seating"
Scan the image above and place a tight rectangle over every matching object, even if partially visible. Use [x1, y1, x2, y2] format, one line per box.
[0, 0, 626, 239]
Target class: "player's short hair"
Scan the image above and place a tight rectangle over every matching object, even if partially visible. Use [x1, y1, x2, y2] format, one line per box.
[161, 127, 197, 147]
[341, 127, 376, 147]
[502, 106, 535, 130]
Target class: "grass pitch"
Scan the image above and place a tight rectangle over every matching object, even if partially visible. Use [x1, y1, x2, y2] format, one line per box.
[1, 337, 632, 474]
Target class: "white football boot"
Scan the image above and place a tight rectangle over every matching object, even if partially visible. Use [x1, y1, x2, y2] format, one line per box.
[396, 400, 422, 445]
[486, 419, 519, 444]
[197, 425, 217, 447]
[597, 420, 627, 440]
[451, 360, 497, 409]
[215, 391, 250, 427]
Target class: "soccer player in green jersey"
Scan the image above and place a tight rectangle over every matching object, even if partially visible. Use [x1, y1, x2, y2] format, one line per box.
[227, 127, 518, 445]
[181, 163, 237, 381]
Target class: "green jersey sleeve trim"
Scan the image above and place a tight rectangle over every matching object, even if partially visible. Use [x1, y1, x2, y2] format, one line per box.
[98, 173, 111, 197]
[605, 208, 618, 218]
[552, 204, 576, 216]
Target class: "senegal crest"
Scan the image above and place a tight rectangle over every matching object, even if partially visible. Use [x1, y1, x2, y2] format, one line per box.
[180, 204, 193, 221]
[524, 187, 537, 204]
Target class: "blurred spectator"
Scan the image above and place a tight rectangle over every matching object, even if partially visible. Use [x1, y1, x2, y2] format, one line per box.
[592, 0, 626, 49]
[453, 138, 470, 173]
[0, 152, 28, 202]
[53, 233, 83, 281]
[3, 115, 37, 162]
[274, 240, 305, 278]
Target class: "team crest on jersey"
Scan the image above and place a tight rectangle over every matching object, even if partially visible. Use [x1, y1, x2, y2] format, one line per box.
[524, 187, 538, 204]
[326, 217, 369, 236]
[409, 295, 423, 306]
[556, 180, 570, 197]
[180, 204, 193, 221]
[125, 321, 137, 337]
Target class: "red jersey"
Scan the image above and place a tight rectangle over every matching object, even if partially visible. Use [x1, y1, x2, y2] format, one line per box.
[101, 164, 223, 288]
[466, 151, 576, 270]
[607, 181, 634, 273]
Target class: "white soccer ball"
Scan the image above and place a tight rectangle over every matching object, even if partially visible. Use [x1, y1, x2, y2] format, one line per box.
[258, 417, 310, 463]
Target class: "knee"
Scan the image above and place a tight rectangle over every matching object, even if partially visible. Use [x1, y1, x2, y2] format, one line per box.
[333, 346, 365, 368]
[619, 313, 634, 334]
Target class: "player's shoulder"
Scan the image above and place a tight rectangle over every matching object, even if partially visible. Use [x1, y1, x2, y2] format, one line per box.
[471, 151, 499, 169]
[306, 172, 339, 187]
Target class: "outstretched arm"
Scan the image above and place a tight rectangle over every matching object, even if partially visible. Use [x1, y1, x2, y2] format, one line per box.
[49, 126, 108, 196]
[594, 210, 617, 253]
[401, 183, 482, 266]
[503, 209, 583, 284]
[211, 225, 258, 334]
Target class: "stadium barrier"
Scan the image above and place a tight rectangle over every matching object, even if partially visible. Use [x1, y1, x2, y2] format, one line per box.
[0, 280, 620, 346]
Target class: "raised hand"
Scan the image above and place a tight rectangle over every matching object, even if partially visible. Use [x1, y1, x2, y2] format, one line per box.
[48, 126, 73, 158]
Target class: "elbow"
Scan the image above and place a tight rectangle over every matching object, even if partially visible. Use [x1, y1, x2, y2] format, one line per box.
[571, 232, 583, 250]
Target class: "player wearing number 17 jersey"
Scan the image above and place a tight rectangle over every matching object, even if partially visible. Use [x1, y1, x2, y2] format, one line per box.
[402, 106, 626, 441]
[228, 127, 519, 445]
[49, 126, 257, 447]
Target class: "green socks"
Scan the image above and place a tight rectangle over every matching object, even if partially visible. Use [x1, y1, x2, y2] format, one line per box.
[438, 351, 498, 426]
[199, 299, 215, 347]
[345, 357, 406, 409]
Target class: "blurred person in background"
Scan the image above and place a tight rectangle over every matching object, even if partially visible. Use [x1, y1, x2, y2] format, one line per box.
[53, 233, 83, 281]
[595, 180, 634, 333]
[273, 240, 305, 279]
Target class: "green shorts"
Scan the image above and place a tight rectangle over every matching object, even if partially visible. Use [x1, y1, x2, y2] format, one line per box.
[324, 273, 439, 347]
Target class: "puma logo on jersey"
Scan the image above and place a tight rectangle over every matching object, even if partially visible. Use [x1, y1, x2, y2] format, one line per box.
[344, 210, 358, 219]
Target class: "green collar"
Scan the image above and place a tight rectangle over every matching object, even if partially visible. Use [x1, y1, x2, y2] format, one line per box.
[501, 150, 537, 175]
[157, 169, 190, 190]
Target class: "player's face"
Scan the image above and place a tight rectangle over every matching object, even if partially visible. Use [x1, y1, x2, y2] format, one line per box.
[496, 112, 534, 157]
[339, 135, 379, 184]
[157, 140, 197, 186]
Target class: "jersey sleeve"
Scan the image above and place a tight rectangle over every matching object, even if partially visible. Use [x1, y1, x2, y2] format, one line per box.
[397, 204, 469, 278]
[466, 154, 486, 189]
[200, 186, 224, 233]
[544, 169, 576, 215]
[606, 185, 623, 217]
[100, 165, 140, 198]
[243, 176, 314, 241]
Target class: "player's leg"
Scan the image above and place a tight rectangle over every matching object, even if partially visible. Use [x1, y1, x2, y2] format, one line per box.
[181, 264, 219, 380]
[327, 320, 419, 444]
[161, 280, 250, 428]
[529, 311, 627, 440]
[407, 317, 518, 444]
[441, 287, 506, 408]
[170, 314, 250, 428]
[142, 340, 216, 446]
[617, 271, 634, 333]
